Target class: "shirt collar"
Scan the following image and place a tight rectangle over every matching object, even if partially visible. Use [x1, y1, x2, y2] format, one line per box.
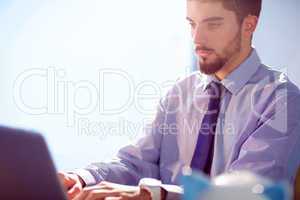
[201, 48, 262, 95]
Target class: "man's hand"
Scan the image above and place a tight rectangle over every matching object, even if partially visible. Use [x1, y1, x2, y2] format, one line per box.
[73, 181, 152, 200]
[58, 171, 86, 199]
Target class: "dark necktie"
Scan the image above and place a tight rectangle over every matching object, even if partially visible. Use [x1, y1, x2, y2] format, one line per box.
[190, 81, 222, 175]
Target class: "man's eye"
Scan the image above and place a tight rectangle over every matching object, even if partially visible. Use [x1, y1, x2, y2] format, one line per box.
[208, 23, 221, 29]
[189, 22, 196, 28]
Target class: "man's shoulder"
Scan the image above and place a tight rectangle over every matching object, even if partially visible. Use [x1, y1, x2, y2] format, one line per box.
[250, 64, 300, 96]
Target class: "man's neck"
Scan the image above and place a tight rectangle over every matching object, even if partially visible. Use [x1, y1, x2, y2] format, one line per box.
[215, 46, 253, 81]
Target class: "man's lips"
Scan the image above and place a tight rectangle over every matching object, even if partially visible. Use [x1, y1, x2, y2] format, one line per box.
[195, 49, 214, 57]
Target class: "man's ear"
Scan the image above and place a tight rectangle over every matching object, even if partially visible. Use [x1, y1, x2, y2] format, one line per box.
[242, 15, 259, 36]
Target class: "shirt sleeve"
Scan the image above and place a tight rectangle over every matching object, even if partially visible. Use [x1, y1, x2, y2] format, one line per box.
[228, 90, 300, 184]
[73, 96, 168, 186]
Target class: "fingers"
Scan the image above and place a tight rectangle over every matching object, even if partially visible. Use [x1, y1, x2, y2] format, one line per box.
[71, 181, 148, 200]
[86, 181, 114, 190]
[104, 197, 122, 200]
[57, 171, 85, 200]
[67, 182, 83, 200]
[73, 188, 122, 200]
[104, 187, 151, 200]
[103, 189, 151, 200]
[131, 187, 152, 200]
[58, 172, 73, 189]
[58, 172, 78, 189]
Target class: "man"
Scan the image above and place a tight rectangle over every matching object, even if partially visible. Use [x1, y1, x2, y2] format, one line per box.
[59, 0, 300, 199]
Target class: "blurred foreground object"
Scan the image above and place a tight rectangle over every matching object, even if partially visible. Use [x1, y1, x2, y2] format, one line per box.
[181, 169, 291, 200]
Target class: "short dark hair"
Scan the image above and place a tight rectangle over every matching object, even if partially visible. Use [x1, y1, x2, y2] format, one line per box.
[227, 0, 262, 21]
[195, 0, 262, 22]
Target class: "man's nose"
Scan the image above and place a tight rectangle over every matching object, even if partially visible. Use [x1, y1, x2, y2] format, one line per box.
[192, 25, 207, 45]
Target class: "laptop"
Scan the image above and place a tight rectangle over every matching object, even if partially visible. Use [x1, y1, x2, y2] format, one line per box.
[0, 126, 67, 200]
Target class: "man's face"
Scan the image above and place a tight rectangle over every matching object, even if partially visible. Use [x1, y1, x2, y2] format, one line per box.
[187, 1, 242, 75]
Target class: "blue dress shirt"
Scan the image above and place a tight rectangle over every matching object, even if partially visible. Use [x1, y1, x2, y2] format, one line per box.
[74, 49, 300, 190]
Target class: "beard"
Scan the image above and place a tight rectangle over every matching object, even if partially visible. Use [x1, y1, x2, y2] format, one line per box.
[198, 30, 242, 75]
[199, 55, 226, 75]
